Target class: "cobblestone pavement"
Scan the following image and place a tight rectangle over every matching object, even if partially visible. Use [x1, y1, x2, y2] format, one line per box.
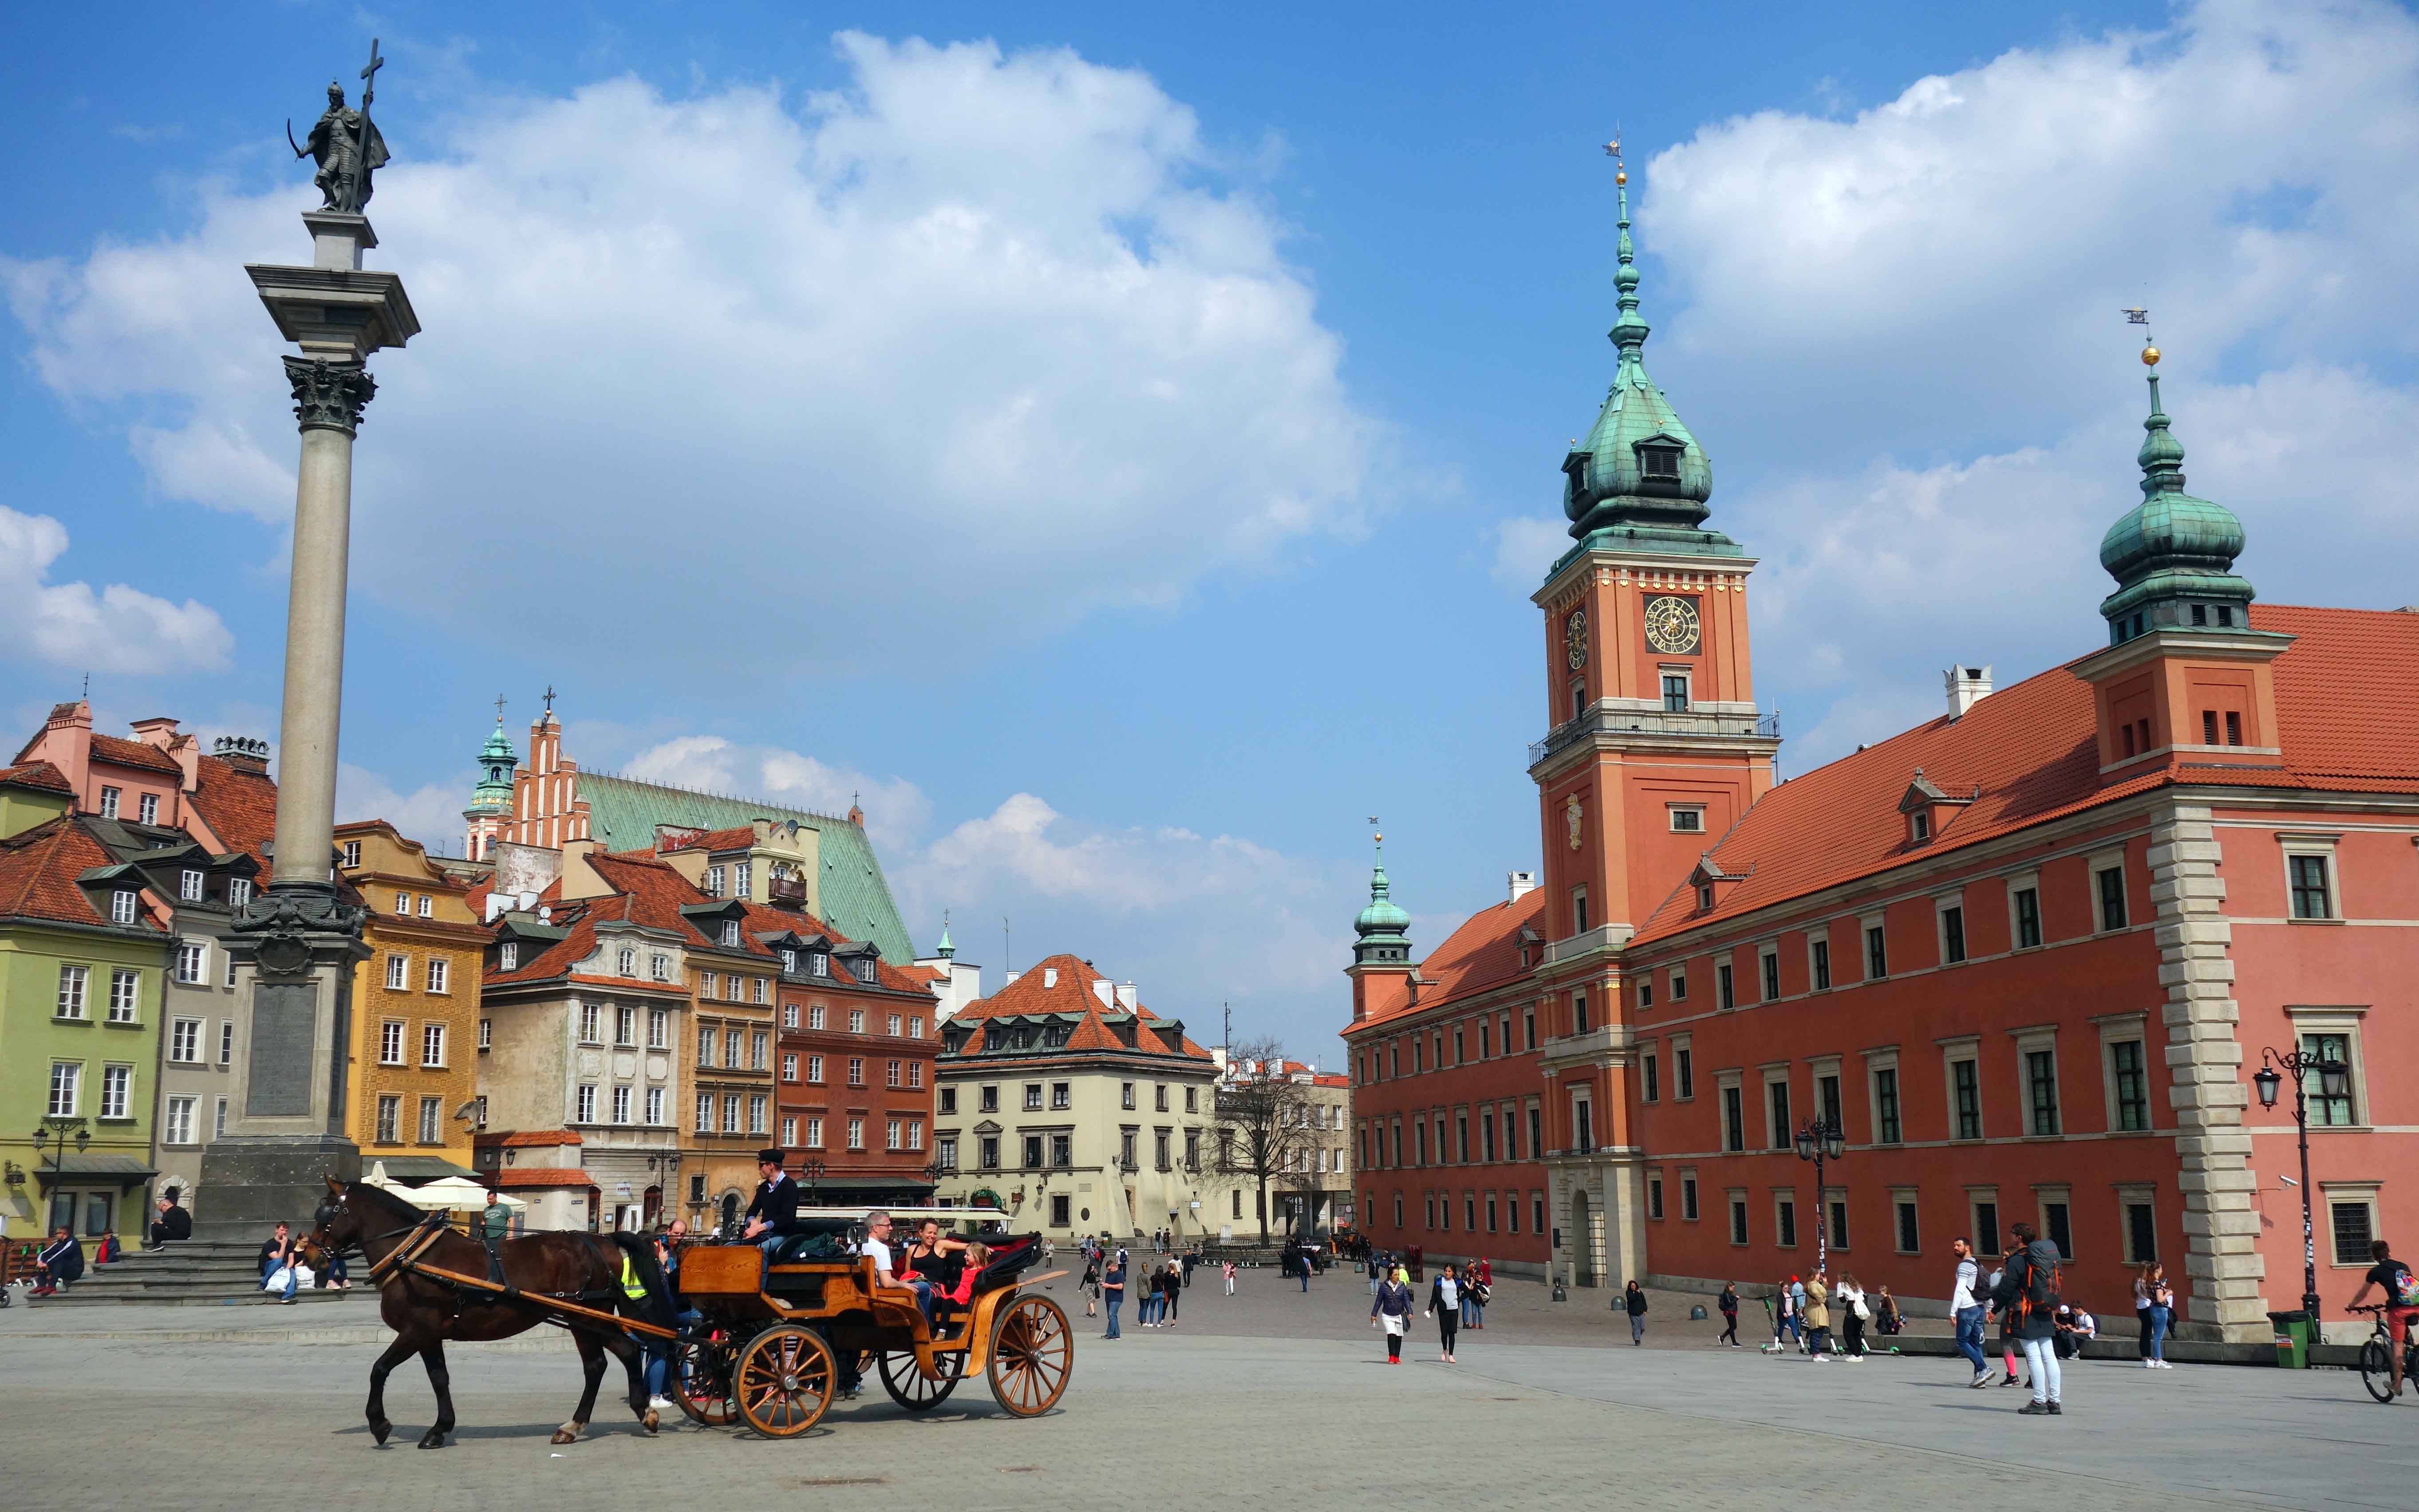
[2, 1267, 2408, 1510]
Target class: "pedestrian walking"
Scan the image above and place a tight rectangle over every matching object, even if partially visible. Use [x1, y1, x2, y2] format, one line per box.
[1624, 1279, 1649, 1345]
[1429, 1263, 1463, 1363]
[1161, 1260, 1182, 1325]
[1835, 1273, 1868, 1359]
[1081, 1255, 1100, 1318]
[1991, 1222, 2065, 1415]
[1102, 1253, 1125, 1339]
[1372, 1266, 1415, 1364]
[1222, 1258, 1237, 1295]
[1369, 1252, 1384, 1296]
[1718, 1282, 1741, 1347]
[1298, 1245, 1311, 1294]
[1989, 1248, 2026, 1387]
[2139, 1263, 2174, 1369]
[1950, 1237, 1989, 1386]
[1801, 1272, 1831, 1360]
[1469, 1256, 1492, 1328]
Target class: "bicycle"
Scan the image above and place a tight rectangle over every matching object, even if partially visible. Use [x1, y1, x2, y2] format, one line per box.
[2349, 1303, 2417, 1403]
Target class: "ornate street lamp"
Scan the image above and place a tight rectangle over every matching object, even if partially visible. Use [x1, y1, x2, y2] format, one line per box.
[1792, 1116, 1846, 1275]
[797, 1156, 826, 1204]
[2254, 1045, 2350, 1322]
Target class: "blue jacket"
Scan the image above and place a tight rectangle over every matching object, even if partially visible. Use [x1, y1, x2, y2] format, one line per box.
[1371, 1280, 1414, 1318]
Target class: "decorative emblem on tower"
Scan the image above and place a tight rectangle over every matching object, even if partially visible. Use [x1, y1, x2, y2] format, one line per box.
[1565, 607, 1588, 670]
[1642, 595, 1701, 654]
[1564, 795, 1584, 850]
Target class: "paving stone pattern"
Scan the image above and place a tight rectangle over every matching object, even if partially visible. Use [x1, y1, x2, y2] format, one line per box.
[1, 1264, 2407, 1509]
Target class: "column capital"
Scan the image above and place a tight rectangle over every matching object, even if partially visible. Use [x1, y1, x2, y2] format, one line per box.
[283, 356, 377, 435]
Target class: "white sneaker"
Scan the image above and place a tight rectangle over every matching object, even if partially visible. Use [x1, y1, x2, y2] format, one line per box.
[2159, 1360, 2174, 1369]
[648, 1396, 672, 1411]
[2143, 1359, 2156, 1368]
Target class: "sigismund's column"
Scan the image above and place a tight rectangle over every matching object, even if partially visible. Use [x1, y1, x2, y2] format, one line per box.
[194, 80, 420, 1241]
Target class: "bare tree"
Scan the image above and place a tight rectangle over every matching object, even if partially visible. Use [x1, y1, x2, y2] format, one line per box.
[1214, 1037, 1317, 1243]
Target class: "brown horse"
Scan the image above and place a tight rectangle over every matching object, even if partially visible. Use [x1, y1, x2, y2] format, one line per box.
[303, 1177, 663, 1449]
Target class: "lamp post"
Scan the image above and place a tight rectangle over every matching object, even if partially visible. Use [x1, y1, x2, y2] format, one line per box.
[1792, 1116, 1846, 1276]
[2253, 1045, 2349, 1322]
[30, 1117, 91, 1232]
[797, 1156, 826, 1205]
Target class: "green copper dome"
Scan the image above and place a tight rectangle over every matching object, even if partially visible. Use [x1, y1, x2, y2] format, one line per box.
[1352, 840, 1412, 967]
[1556, 177, 1740, 568]
[2097, 371, 2254, 642]
[468, 718, 518, 815]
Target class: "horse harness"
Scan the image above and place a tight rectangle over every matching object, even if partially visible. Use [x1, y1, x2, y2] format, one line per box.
[365, 1212, 630, 1325]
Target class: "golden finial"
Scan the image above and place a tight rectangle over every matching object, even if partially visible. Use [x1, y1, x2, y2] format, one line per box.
[1604, 132, 1626, 185]
[2124, 307, 2157, 365]
[2140, 343, 2160, 367]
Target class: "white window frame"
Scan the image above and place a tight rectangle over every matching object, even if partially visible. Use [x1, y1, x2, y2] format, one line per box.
[164, 1094, 198, 1146]
[2277, 834, 2342, 922]
[48, 1061, 81, 1117]
[424, 957, 449, 995]
[385, 954, 408, 991]
[175, 940, 207, 984]
[576, 1084, 597, 1124]
[99, 785, 120, 819]
[617, 947, 636, 976]
[648, 1008, 668, 1048]
[419, 1095, 443, 1143]
[1668, 804, 1706, 835]
[56, 964, 87, 1020]
[100, 1062, 134, 1119]
[2089, 847, 2130, 934]
[644, 1087, 664, 1126]
[379, 1020, 406, 1065]
[170, 1016, 202, 1063]
[110, 889, 138, 925]
[2011, 1025, 2060, 1138]
[421, 1022, 446, 1068]
[228, 878, 252, 909]
[107, 968, 140, 1022]
[2285, 1005, 2370, 1128]
[612, 1084, 632, 1125]
[138, 792, 159, 824]
[341, 840, 361, 869]
[2005, 870, 2043, 950]
[1934, 889, 1969, 966]
[179, 868, 204, 902]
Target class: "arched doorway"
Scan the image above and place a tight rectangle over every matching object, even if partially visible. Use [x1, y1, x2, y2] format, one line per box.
[643, 1185, 661, 1228]
[720, 1190, 740, 1233]
[1570, 1190, 1598, 1287]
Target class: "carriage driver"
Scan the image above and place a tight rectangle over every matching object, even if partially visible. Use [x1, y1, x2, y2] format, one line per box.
[741, 1148, 803, 1256]
[479, 1179, 512, 1284]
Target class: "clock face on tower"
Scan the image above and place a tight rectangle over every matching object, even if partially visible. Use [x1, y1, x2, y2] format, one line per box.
[1565, 608, 1588, 670]
[1642, 595, 1701, 655]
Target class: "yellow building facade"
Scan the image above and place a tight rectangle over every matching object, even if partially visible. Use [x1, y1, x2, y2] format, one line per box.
[337, 822, 484, 1179]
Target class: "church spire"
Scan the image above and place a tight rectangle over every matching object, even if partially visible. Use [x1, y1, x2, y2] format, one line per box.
[2097, 338, 2253, 643]
[1352, 828, 1412, 967]
[1557, 138, 1733, 563]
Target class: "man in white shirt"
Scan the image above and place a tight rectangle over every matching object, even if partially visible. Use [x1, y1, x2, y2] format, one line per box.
[1950, 1236, 1988, 1387]
[859, 1209, 897, 1284]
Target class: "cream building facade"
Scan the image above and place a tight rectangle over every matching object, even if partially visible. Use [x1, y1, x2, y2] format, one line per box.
[933, 954, 1220, 1242]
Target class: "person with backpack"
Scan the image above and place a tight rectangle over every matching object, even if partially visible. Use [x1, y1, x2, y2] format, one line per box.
[2347, 1239, 2419, 1398]
[1991, 1221, 2065, 1415]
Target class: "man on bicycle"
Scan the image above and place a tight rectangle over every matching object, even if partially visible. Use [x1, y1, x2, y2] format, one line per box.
[2347, 1238, 2419, 1398]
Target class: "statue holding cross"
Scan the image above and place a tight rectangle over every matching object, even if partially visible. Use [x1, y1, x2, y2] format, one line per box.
[289, 39, 390, 214]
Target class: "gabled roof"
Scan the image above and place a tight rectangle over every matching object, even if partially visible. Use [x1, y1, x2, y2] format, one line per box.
[949, 953, 1211, 1061]
[0, 817, 167, 932]
[1356, 887, 1544, 1030]
[0, 760, 73, 795]
[662, 824, 758, 854]
[184, 752, 279, 869]
[1633, 603, 2419, 947]
[87, 733, 182, 776]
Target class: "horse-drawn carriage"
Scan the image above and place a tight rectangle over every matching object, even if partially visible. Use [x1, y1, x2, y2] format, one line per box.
[668, 1210, 1073, 1436]
[305, 1181, 1072, 1449]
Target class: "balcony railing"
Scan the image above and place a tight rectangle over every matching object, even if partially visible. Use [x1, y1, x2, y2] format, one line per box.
[767, 875, 808, 906]
[1530, 705, 1782, 765]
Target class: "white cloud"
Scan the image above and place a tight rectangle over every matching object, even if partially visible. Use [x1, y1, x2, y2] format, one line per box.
[1491, 514, 1570, 589]
[619, 733, 931, 852]
[1569, 0, 2419, 773]
[0, 505, 233, 674]
[335, 762, 474, 857]
[6, 33, 1380, 675]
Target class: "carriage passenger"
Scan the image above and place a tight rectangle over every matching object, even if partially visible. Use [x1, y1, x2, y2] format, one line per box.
[901, 1218, 969, 1326]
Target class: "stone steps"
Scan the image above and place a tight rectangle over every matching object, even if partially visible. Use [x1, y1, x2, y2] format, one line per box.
[29, 1242, 371, 1308]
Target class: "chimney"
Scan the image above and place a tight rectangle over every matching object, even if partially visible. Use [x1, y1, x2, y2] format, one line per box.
[1004, 969, 1022, 986]
[1944, 665, 1993, 721]
[1042, 966, 1059, 989]
[1116, 981, 1138, 1011]
[1090, 977, 1113, 1008]
[1507, 870, 1537, 902]
[212, 735, 271, 776]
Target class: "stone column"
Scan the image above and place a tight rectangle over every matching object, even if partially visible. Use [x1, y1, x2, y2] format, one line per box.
[193, 212, 418, 1243]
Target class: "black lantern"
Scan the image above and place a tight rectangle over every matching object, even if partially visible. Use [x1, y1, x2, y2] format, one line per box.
[2253, 1061, 2283, 1109]
[2317, 1056, 2350, 1101]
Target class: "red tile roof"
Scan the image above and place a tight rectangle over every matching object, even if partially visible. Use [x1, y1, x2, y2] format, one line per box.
[0, 760, 73, 795]
[951, 953, 1211, 1060]
[492, 1167, 594, 1189]
[87, 732, 182, 776]
[185, 752, 279, 867]
[1631, 603, 2419, 947]
[662, 824, 758, 854]
[0, 817, 163, 930]
[1356, 888, 1543, 1029]
[475, 1130, 584, 1148]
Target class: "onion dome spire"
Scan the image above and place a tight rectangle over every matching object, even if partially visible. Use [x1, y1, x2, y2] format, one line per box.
[2097, 339, 2253, 643]
[468, 701, 517, 816]
[1352, 830, 1412, 967]
[1558, 137, 1735, 563]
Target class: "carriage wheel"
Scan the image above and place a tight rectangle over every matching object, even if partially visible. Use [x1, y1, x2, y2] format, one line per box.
[735, 1325, 836, 1438]
[985, 1293, 1072, 1418]
[673, 1338, 740, 1426]
[878, 1345, 965, 1412]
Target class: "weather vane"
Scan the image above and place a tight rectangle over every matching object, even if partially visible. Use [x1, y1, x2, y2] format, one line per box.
[2123, 307, 2159, 367]
[1603, 127, 1626, 186]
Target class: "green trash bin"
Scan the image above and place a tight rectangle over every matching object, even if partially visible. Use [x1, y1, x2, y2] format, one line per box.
[2267, 1309, 2311, 1368]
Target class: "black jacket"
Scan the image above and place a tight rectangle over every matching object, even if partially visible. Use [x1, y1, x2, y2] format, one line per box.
[1990, 1240, 2064, 1341]
[1625, 1287, 1649, 1317]
[744, 1175, 801, 1235]
[156, 1205, 192, 1241]
[39, 1235, 84, 1282]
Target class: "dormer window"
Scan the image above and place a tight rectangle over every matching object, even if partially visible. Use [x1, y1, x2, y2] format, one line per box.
[617, 947, 636, 976]
[499, 941, 519, 972]
[809, 952, 829, 978]
[110, 889, 138, 925]
[1638, 444, 1682, 481]
[341, 841, 361, 869]
[851, 957, 876, 984]
[781, 948, 797, 974]
[719, 920, 740, 947]
[179, 869, 204, 902]
[1911, 811, 1931, 843]
[1696, 884, 1714, 912]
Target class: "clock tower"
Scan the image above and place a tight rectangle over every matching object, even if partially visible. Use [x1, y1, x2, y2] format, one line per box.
[1528, 151, 1780, 1290]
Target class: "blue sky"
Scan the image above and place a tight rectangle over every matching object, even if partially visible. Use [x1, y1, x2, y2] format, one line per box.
[6, 1, 2415, 1054]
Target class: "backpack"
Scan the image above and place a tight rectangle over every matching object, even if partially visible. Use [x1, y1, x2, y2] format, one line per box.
[2392, 1264, 2419, 1309]
[2015, 1251, 2063, 1323]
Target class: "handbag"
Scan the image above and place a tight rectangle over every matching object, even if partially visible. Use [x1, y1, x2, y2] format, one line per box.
[1853, 1296, 1870, 1321]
